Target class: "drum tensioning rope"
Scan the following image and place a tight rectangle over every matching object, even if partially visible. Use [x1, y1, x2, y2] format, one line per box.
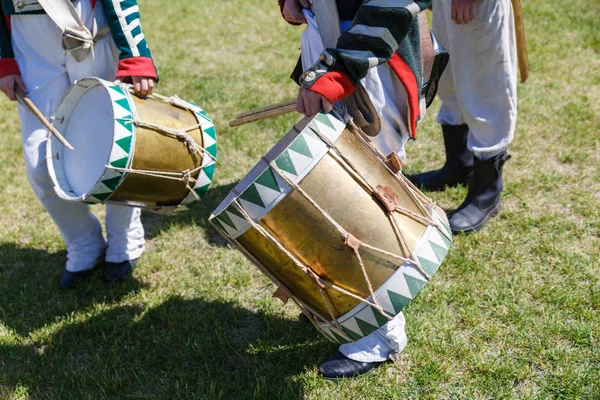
[226, 125, 444, 339]
[105, 95, 217, 202]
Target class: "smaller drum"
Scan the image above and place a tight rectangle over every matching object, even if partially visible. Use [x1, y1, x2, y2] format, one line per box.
[210, 111, 451, 344]
[47, 77, 217, 213]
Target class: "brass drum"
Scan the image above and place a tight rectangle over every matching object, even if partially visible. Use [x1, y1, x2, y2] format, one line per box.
[47, 77, 217, 213]
[210, 112, 452, 343]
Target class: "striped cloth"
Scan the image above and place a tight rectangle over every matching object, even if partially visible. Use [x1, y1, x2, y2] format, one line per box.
[281, 0, 431, 138]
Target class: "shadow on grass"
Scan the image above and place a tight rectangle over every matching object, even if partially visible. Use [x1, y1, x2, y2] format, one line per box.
[142, 181, 238, 248]
[0, 244, 146, 337]
[0, 296, 333, 399]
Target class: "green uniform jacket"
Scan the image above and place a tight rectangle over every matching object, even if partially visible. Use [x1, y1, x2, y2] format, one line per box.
[280, 0, 431, 138]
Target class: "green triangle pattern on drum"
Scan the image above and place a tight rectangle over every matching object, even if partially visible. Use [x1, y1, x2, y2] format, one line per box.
[330, 329, 349, 344]
[275, 150, 298, 176]
[288, 134, 313, 158]
[115, 98, 131, 113]
[92, 192, 112, 202]
[308, 111, 346, 142]
[355, 317, 379, 337]
[218, 211, 236, 231]
[430, 242, 448, 265]
[387, 290, 412, 314]
[342, 326, 363, 342]
[239, 184, 266, 208]
[314, 111, 336, 130]
[110, 157, 129, 169]
[404, 274, 427, 299]
[102, 175, 124, 191]
[371, 306, 391, 327]
[418, 256, 440, 276]
[116, 136, 132, 153]
[205, 144, 217, 159]
[108, 84, 126, 96]
[204, 125, 217, 140]
[116, 118, 134, 133]
[255, 168, 281, 193]
[203, 162, 216, 180]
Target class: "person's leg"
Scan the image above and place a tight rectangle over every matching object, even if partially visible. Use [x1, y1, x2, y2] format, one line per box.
[411, 0, 474, 190]
[11, 15, 106, 287]
[441, 0, 517, 233]
[65, 0, 146, 280]
[443, 0, 517, 159]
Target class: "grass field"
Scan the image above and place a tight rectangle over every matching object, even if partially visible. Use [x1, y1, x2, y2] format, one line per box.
[0, 0, 599, 399]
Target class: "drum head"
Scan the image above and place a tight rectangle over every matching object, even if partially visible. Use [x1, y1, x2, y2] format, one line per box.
[48, 78, 118, 201]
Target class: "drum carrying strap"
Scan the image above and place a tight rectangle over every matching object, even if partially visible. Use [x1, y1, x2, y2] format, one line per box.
[311, 0, 382, 136]
[36, 0, 110, 62]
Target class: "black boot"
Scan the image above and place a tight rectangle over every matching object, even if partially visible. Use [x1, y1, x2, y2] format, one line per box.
[104, 258, 138, 283]
[411, 124, 473, 191]
[449, 151, 510, 234]
[318, 351, 383, 380]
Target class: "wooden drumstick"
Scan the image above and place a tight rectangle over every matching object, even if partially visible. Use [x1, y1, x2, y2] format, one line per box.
[235, 99, 297, 119]
[511, 0, 529, 83]
[14, 85, 74, 150]
[230, 99, 297, 127]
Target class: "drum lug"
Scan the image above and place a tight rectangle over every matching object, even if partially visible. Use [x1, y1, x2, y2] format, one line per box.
[374, 185, 400, 213]
[384, 152, 405, 174]
[272, 285, 293, 304]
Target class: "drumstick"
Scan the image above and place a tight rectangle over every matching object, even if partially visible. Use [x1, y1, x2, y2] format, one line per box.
[14, 85, 74, 150]
[230, 99, 297, 127]
[235, 98, 297, 119]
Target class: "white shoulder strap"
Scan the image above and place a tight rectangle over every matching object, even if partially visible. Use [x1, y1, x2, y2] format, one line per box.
[36, 0, 94, 62]
[311, 0, 342, 49]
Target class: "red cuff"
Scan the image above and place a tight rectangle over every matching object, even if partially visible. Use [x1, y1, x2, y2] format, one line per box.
[116, 57, 158, 81]
[308, 71, 355, 104]
[0, 58, 20, 79]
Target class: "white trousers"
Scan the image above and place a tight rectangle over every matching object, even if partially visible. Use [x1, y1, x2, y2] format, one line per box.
[11, 0, 145, 272]
[433, 0, 517, 160]
[301, 10, 408, 362]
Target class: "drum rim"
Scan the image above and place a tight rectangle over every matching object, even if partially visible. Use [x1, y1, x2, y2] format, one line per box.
[47, 77, 137, 203]
[209, 111, 347, 239]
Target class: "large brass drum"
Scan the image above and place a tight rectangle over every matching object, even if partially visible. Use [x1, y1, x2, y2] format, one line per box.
[47, 77, 217, 213]
[210, 112, 451, 343]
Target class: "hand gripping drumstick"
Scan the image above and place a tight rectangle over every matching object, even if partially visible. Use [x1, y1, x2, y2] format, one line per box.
[14, 85, 75, 150]
[229, 99, 297, 127]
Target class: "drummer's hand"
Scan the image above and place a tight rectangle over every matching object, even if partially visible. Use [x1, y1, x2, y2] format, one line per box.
[131, 76, 155, 97]
[451, 0, 478, 25]
[115, 77, 155, 97]
[282, 0, 310, 24]
[297, 87, 333, 116]
[0, 74, 28, 101]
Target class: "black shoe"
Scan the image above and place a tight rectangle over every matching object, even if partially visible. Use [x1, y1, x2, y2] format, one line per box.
[449, 151, 511, 234]
[104, 258, 138, 283]
[318, 351, 383, 380]
[59, 269, 93, 290]
[410, 124, 474, 191]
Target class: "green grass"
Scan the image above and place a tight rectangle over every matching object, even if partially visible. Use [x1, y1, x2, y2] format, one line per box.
[1, 0, 599, 398]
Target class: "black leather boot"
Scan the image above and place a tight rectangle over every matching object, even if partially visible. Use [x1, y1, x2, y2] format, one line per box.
[318, 351, 383, 380]
[411, 124, 473, 191]
[449, 151, 510, 234]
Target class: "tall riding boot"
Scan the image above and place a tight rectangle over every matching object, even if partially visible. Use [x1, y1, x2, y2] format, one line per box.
[411, 124, 474, 191]
[449, 151, 510, 234]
